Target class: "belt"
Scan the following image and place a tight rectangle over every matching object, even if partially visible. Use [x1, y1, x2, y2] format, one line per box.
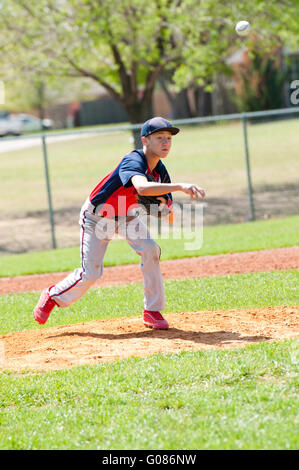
[88, 203, 136, 221]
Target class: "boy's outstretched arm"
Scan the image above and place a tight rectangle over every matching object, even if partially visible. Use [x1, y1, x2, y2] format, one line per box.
[131, 175, 206, 201]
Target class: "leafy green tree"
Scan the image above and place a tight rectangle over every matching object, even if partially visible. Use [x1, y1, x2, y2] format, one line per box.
[1, 74, 102, 119]
[0, 0, 298, 144]
[235, 49, 286, 112]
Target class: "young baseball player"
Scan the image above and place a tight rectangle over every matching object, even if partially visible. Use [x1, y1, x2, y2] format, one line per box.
[33, 117, 205, 329]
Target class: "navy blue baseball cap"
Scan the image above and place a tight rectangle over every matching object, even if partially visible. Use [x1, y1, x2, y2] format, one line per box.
[141, 117, 180, 137]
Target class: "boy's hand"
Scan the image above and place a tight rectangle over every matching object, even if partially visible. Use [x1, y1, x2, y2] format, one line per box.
[179, 184, 206, 200]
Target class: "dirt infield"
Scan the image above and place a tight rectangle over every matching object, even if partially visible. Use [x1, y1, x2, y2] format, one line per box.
[0, 246, 298, 373]
[1, 306, 298, 372]
[1, 246, 298, 295]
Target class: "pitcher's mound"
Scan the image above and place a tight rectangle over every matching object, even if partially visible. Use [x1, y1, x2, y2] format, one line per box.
[1, 306, 298, 373]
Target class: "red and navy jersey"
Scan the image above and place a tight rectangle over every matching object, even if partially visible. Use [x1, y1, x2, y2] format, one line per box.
[89, 149, 173, 217]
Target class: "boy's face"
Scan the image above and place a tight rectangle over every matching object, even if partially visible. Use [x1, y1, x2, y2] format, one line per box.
[143, 131, 172, 158]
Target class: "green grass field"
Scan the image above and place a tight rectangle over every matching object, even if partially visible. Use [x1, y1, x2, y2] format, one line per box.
[0, 340, 298, 450]
[1, 118, 298, 216]
[0, 270, 298, 335]
[1, 215, 298, 277]
[0, 216, 298, 450]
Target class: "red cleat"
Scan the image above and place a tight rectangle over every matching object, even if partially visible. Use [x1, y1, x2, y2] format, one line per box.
[143, 309, 169, 330]
[33, 286, 57, 325]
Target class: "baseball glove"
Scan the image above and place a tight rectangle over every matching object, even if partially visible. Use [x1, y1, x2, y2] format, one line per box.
[136, 173, 171, 218]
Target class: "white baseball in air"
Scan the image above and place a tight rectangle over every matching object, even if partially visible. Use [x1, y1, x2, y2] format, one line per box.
[235, 20, 251, 37]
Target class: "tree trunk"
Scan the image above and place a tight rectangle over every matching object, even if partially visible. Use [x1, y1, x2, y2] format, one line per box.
[126, 100, 153, 149]
[194, 87, 203, 116]
[172, 87, 200, 119]
[158, 76, 176, 114]
[202, 81, 213, 116]
[194, 83, 213, 117]
[36, 81, 46, 120]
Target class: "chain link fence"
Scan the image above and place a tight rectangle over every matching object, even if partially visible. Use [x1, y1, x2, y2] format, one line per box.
[0, 107, 298, 255]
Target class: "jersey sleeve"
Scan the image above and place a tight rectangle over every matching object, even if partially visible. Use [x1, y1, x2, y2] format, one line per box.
[119, 151, 147, 188]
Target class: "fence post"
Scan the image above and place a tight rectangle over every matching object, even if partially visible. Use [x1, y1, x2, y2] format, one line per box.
[242, 116, 255, 221]
[41, 135, 57, 249]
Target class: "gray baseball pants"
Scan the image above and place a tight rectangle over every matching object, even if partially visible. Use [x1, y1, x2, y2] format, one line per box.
[49, 199, 165, 312]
